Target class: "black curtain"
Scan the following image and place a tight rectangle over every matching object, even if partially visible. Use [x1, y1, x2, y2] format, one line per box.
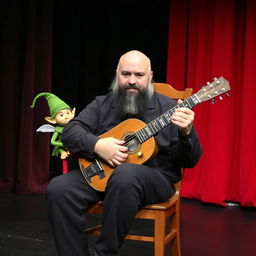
[52, 0, 170, 109]
[50, 0, 171, 177]
[1, 0, 171, 193]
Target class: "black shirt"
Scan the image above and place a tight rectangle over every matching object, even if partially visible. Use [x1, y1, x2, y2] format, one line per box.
[62, 92, 202, 183]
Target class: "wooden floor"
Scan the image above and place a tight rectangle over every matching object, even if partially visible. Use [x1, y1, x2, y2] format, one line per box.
[0, 192, 255, 256]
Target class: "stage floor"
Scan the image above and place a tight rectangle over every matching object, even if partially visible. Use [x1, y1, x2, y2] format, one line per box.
[0, 192, 255, 256]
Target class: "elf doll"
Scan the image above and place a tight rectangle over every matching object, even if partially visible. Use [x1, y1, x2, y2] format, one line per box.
[31, 92, 76, 174]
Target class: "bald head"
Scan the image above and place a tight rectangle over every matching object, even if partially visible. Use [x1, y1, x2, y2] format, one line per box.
[117, 50, 151, 72]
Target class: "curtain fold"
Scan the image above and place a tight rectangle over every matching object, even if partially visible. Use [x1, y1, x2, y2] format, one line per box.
[0, 0, 53, 194]
[167, 0, 256, 206]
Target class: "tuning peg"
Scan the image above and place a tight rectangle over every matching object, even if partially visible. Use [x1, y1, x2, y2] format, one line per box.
[219, 96, 223, 100]
[226, 92, 230, 97]
[213, 77, 220, 84]
[212, 99, 216, 104]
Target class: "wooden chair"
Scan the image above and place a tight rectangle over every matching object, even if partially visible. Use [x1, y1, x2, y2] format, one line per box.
[85, 83, 193, 256]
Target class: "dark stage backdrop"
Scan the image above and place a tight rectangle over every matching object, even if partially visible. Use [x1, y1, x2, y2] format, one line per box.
[50, 0, 171, 178]
[0, 0, 170, 194]
[51, 1, 170, 111]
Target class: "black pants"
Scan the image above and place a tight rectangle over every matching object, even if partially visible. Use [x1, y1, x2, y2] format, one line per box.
[46, 163, 175, 256]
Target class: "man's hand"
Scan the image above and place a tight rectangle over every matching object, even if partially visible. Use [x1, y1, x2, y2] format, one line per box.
[171, 99, 194, 136]
[94, 137, 128, 167]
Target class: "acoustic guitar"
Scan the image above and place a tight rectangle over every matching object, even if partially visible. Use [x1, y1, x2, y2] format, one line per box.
[79, 76, 230, 191]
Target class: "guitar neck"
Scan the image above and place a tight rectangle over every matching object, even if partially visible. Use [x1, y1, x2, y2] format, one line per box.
[123, 76, 230, 146]
[134, 94, 200, 144]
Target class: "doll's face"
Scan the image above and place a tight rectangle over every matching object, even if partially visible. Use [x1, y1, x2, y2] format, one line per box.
[54, 108, 74, 126]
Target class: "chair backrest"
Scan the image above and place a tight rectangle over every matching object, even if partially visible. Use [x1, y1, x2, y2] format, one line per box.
[153, 82, 193, 193]
[154, 82, 193, 100]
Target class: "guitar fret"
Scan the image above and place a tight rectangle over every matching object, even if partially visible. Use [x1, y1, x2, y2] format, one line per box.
[169, 109, 174, 117]
[136, 131, 142, 143]
[149, 122, 157, 135]
[183, 100, 191, 108]
[156, 119, 163, 129]
[153, 120, 160, 132]
[151, 121, 156, 132]
[164, 112, 172, 122]
[140, 128, 149, 141]
[136, 130, 143, 143]
[158, 116, 167, 127]
[144, 126, 152, 137]
[162, 114, 170, 125]
[138, 130, 144, 141]
[190, 95, 199, 106]
[157, 119, 162, 129]
[182, 97, 197, 109]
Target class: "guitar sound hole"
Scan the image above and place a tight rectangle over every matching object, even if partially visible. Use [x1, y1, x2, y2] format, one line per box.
[123, 133, 140, 154]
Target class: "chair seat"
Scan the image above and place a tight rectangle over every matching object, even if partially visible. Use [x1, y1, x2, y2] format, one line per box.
[87, 193, 178, 215]
[143, 193, 179, 210]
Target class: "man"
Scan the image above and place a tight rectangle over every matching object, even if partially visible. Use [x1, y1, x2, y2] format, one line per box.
[46, 50, 202, 256]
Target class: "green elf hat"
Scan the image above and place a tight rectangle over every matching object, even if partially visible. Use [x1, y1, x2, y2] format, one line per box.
[31, 92, 71, 118]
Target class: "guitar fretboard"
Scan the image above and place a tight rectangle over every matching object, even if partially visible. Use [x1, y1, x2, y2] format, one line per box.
[132, 94, 200, 143]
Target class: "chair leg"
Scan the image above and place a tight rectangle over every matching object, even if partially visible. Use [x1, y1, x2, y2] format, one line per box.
[170, 236, 181, 256]
[170, 211, 181, 256]
[154, 212, 166, 256]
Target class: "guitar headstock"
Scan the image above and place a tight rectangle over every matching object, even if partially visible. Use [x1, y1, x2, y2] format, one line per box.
[196, 77, 230, 103]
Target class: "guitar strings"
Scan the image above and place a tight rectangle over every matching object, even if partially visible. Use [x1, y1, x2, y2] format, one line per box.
[123, 101, 188, 146]
[124, 133, 139, 145]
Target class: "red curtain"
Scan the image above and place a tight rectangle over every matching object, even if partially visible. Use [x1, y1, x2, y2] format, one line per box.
[0, 1, 52, 194]
[167, 0, 256, 206]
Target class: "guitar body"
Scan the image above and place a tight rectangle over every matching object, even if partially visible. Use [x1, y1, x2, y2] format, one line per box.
[79, 118, 158, 191]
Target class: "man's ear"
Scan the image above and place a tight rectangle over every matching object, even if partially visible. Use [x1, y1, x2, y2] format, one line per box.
[45, 117, 57, 124]
[72, 107, 76, 117]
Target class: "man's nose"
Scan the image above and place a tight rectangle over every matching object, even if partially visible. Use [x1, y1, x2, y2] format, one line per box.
[128, 74, 136, 84]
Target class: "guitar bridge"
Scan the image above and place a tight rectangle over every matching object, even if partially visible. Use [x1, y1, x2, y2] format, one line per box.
[80, 159, 105, 183]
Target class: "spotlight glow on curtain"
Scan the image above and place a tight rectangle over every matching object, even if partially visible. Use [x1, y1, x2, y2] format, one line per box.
[167, 0, 256, 206]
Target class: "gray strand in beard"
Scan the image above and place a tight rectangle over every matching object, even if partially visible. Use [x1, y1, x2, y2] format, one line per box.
[114, 86, 150, 118]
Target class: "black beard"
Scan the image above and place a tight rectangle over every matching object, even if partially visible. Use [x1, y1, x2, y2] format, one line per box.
[113, 86, 149, 120]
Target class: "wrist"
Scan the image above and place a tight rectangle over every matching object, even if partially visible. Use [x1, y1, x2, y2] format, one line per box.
[179, 125, 193, 136]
